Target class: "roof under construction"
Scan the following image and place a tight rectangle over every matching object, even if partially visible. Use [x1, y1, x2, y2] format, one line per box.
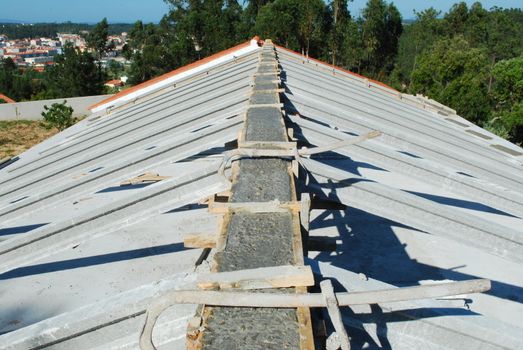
[0, 38, 522, 350]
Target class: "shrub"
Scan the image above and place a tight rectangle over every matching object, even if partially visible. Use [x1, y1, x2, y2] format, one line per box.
[41, 101, 75, 131]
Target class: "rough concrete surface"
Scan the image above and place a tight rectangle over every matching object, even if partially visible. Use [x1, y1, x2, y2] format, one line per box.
[258, 65, 279, 74]
[230, 158, 292, 202]
[201, 307, 300, 350]
[215, 212, 295, 271]
[253, 82, 280, 91]
[250, 93, 279, 105]
[254, 75, 278, 84]
[203, 210, 299, 350]
[245, 107, 286, 142]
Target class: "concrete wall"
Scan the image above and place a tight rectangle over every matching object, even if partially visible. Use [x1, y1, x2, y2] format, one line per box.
[0, 95, 113, 121]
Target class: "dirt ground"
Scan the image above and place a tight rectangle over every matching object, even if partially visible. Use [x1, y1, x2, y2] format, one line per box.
[0, 120, 58, 159]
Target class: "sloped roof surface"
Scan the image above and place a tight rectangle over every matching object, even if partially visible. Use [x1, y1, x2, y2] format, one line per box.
[0, 41, 522, 349]
[275, 47, 523, 348]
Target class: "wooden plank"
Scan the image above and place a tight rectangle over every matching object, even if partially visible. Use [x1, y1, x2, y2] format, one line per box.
[253, 70, 281, 76]
[142, 279, 491, 350]
[184, 233, 217, 249]
[321, 280, 350, 350]
[208, 200, 301, 214]
[120, 172, 170, 186]
[297, 306, 316, 350]
[237, 140, 295, 150]
[251, 88, 285, 93]
[196, 265, 314, 290]
[299, 130, 381, 156]
[144, 279, 491, 309]
[288, 162, 315, 350]
[247, 103, 284, 109]
[300, 193, 311, 232]
[213, 213, 231, 265]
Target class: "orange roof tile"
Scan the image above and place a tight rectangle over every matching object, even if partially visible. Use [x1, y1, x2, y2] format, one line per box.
[89, 37, 260, 111]
[0, 93, 16, 103]
[105, 79, 124, 86]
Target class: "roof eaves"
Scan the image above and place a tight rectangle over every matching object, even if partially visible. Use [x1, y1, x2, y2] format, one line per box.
[272, 43, 398, 93]
[89, 37, 261, 113]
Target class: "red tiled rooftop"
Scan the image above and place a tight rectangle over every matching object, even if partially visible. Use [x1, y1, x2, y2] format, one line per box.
[0, 93, 16, 103]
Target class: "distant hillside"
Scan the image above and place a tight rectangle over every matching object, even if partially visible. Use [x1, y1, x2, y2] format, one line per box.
[0, 22, 134, 39]
[0, 19, 25, 24]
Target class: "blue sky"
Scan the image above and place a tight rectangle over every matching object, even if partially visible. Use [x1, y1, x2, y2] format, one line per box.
[1, 0, 522, 23]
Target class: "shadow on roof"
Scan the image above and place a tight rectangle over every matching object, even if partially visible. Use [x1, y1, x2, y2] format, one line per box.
[0, 242, 188, 280]
[309, 205, 523, 305]
[96, 182, 153, 193]
[397, 150, 423, 159]
[310, 152, 389, 177]
[0, 223, 48, 237]
[405, 190, 519, 218]
[287, 87, 522, 305]
[175, 146, 230, 163]
[164, 203, 207, 214]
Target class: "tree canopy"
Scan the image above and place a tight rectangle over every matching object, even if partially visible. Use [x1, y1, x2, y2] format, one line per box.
[410, 36, 491, 124]
[86, 18, 111, 59]
[43, 44, 106, 98]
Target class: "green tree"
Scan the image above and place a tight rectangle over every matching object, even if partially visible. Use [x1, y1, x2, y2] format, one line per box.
[164, 0, 244, 57]
[86, 18, 110, 59]
[125, 19, 195, 85]
[126, 1, 246, 85]
[410, 36, 491, 124]
[0, 58, 17, 98]
[490, 55, 523, 143]
[391, 8, 443, 89]
[43, 44, 106, 98]
[328, 0, 351, 65]
[463, 2, 488, 47]
[0, 58, 36, 101]
[244, 0, 274, 27]
[360, 0, 402, 78]
[443, 2, 469, 35]
[41, 101, 75, 131]
[340, 18, 365, 72]
[107, 60, 124, 80]
[484, 8, 522, 92]
[255, 0, 327, 57]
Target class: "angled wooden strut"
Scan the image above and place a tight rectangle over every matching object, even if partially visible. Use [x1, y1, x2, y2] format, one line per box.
[120, 172, 170, 186]
[321, 280, 350, 350]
